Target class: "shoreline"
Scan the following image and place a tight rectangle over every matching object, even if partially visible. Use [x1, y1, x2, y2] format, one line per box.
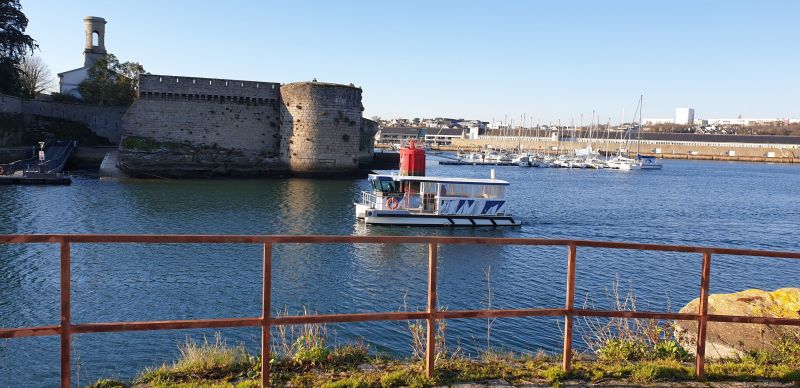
[410, 144, 800, 164]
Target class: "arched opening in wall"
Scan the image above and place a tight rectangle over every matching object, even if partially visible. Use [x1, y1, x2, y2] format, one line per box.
[92, 31, 100, 46]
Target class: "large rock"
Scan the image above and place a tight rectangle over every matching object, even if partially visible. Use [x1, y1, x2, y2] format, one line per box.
[674, 288, 800, 359]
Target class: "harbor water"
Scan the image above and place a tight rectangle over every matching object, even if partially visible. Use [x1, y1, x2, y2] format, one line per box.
[1, 158, 799, 386]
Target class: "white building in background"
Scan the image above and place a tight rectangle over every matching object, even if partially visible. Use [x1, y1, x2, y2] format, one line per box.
[643, 118, 675, 125]
[57, 16, 108, 97]
[676, 108, 695, 125]
[705, 118, 800, 126]
[488, 121, 509, 130]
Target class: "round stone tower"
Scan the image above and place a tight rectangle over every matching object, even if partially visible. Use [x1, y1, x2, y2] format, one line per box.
[83, 16, 107, 68]
[279, 82, 365, 174]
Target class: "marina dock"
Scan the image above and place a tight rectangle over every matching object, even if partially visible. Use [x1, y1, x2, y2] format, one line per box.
[438, 160, 519, 166]
[0, 140, 75, 185]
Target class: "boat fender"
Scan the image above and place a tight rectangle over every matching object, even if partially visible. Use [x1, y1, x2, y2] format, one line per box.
[386, 197, 399, 210]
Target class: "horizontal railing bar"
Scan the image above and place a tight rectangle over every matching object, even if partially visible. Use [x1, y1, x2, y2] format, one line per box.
[439, 308, 566, 319]
[707, 314, 800, 326]
[71, 317, 263, 334]
[271, 311, 428, 325]
[5, 311, 800, 339]
[0, 234, 799, 259]
[574, 309, 699, 321]
[0, 325, 60, 339]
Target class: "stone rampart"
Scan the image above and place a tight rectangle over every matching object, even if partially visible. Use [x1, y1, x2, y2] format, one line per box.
[139, 74, 281, 102]
[280, 82, 366, 173]
[118, 75, 376, 177]
[0, 93, 125, 143]
[122, 98, 281, 155]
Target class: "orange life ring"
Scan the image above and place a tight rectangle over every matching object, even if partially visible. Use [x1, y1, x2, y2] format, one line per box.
[386, 197, 399, 210]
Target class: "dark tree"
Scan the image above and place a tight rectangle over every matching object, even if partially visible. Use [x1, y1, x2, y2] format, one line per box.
[0, 0, 37, 95]
[79, 54, 146, 106]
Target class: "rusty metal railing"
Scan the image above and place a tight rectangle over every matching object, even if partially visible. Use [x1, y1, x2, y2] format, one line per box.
[1, 234, 800, 387]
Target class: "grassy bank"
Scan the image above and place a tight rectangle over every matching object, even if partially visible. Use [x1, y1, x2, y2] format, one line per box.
[88, 283, 800, 387]
[89, 330, 800, 387]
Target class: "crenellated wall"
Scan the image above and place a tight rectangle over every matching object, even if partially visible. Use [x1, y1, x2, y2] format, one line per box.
[138, 74, 281, 102]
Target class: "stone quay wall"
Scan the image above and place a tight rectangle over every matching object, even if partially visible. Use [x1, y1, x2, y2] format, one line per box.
[450, 137, 800, 159]
[0, 93, 125, 143]
[280, 82, 366, 173]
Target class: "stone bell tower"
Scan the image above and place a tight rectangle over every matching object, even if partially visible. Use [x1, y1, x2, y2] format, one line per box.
[83, 16, 107, 68]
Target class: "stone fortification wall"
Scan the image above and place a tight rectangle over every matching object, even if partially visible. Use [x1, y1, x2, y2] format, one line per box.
[0, 93, 124, 143]
[118, 75, 376, 177]
[118, 75, 286, 177]
[128, 74, 282, 153]
[279, 82, 365, 173]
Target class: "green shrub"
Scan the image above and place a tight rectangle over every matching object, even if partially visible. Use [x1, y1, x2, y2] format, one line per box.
[653, 340, 693, 362]
[380, 370, 408, 387]
[597, 339, 647, 362]
[631, 360, 691, 383]
[321, 376, 369, 388]
[331, 343, 369, 367]
[783, 369, 800, 382]
[541, 365, 567, 383]
[772, 334, 800, 367]
[87, 379, 126, 388]
[292, 334, 330, 366]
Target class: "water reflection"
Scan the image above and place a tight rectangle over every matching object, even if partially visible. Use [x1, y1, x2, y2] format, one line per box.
[1, 160, 800, 385]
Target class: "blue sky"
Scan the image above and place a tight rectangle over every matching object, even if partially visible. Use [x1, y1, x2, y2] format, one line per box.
[22, 0, 800, 124]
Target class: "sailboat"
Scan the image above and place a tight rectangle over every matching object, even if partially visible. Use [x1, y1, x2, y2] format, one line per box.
[634, 95, 663, 170]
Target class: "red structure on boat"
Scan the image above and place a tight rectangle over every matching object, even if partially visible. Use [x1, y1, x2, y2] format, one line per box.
[399, 140, 425, 176]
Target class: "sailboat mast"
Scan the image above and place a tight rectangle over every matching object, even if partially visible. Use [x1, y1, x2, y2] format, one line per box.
[637, 94, 643, 155]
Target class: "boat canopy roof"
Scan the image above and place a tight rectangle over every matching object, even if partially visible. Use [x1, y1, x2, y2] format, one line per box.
[368, 174, 510, 186]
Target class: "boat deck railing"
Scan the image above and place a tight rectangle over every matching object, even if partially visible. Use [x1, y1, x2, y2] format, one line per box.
[361, 191, 377, 207]
[1, 234, 800, 388]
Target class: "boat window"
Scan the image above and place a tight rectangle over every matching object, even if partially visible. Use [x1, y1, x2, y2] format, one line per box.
[420, 182, 437, 195]
[439, 183, 473, 198]
[378, 180, 399, 193]
[478, 185, 505, 199]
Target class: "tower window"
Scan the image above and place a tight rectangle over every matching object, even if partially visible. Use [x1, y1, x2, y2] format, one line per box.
[92, 31, 99, 46]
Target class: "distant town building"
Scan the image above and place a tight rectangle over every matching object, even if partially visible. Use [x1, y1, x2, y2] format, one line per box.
[676, 108, 695, 125]
[424, 128, 465, 145]
[488, 121, 509, 130]
[375, 127, 425, 143]
[57, 16, 108, 97]
[643, 118, 675, 125]
[705, 118, 797, 126]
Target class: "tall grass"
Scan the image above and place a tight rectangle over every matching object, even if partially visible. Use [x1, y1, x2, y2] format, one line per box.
[578, 279, 692, 362]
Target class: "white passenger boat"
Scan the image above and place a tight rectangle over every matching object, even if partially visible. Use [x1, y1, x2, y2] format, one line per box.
[355, 173, 521, 226]
[356, 141, 520, 226]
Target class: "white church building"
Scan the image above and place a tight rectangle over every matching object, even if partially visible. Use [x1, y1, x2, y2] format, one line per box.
[57, 16, 108, 97]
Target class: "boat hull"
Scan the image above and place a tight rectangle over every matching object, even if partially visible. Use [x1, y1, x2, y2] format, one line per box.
[359, 210, 521, 227]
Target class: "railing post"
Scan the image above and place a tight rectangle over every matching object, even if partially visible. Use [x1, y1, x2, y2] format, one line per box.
[261, 243, 272, 387]
[60, 239, 71, 388]
[562, 243, 577, 372]
[425, 242, 438, 379]
[696, 251, 712, 378]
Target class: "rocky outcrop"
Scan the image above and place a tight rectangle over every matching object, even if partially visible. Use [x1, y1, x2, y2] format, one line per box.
[674, 288, 800, 359]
